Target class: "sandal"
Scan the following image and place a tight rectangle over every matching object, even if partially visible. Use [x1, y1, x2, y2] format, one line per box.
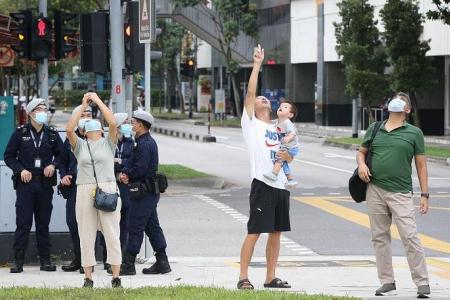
[237, 278, 254, 290]
[264, 277, 291, 288]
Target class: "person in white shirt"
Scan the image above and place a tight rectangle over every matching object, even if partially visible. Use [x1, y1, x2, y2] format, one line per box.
[237, 45, 293, 290]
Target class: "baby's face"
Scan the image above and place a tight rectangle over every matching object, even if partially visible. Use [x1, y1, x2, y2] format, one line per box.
[277, 103, 292, 119]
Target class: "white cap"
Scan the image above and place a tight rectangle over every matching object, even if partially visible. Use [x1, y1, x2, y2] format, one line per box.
[133, 110, 154, 125]
[114, 113, 128, 127]
[26, 98, 47, 114]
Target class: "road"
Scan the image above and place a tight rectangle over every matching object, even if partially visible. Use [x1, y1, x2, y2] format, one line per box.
[155, 121, 450, 258]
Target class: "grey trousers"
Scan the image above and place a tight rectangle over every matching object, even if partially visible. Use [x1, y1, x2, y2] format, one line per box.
[366, 183, 429, 286]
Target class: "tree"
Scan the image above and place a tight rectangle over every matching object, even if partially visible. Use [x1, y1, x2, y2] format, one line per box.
[427, 0, 450, 25]
[380, 0, 436, 127]
[334, 0, 389, 120]
[153, 19, 188, 113]
[174, 0, 257, 118]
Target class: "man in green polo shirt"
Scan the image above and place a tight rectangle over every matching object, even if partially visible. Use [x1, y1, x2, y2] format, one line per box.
[357, 92, 430, 298]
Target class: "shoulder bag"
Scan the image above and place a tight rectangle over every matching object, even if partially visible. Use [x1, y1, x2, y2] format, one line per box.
[348, 121, 383, 203]
[86, 140, 118, 212]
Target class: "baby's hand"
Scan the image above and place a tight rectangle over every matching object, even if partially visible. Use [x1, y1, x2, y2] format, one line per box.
[282, 137, 289, 144]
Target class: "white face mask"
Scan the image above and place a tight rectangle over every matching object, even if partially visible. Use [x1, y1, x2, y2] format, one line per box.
[78, 118, 88, 130]
[388, 98, 406, 112]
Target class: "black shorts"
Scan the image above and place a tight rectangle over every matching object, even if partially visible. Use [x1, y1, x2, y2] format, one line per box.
[247, 179, 291, 234]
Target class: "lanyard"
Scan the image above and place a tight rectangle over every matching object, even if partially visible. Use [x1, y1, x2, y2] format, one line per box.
[30, 130, 44, 149]
[116, 143, 124, 159]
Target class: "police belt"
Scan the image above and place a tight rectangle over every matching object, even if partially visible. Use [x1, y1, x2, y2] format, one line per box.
[128, 178, 158, 200]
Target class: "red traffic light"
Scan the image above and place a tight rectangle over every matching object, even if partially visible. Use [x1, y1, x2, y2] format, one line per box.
[37, 18, 48, 37]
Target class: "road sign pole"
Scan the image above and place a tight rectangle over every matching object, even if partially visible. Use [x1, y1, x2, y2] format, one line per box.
[110, 0, 125, 112]
[38, 0, 48, 102]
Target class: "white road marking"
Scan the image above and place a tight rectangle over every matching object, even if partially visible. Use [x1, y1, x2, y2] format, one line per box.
[323, 153, 355, 160]
[193, 194, 318, 256]
[437, 192, 449, 194]
[301, 193, 314, 196]
[328, 193, 341, 195]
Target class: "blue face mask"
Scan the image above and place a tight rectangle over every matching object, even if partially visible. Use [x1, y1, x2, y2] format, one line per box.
[84, 120, 102, 133]
[34, 112, 47, 124]
[120, 124, 133, 138]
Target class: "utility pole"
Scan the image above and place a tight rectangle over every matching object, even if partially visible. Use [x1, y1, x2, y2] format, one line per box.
[110, 0, 125, 112]
[145, 43, 151, 113]
[38, 0, 48, 102]
[315, 0, 325, 126]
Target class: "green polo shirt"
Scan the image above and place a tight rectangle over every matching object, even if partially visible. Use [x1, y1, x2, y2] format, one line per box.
[362, 121, 425, 193]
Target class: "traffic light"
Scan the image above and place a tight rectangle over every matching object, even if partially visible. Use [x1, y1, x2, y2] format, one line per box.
[180, 58, 195, 77]
[124, 1, 162, 72]
[80, 12, 110, 73]
[10, 10, 32, 59]
[54, 10, 77, 60]
[30, 16, 52, 60]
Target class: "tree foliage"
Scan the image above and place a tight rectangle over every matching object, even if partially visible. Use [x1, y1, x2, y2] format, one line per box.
[334, 0, 389, 108]
[380, 0, 435, 125]
[174, 0, 258, 117]
[427, 0, 450, 25]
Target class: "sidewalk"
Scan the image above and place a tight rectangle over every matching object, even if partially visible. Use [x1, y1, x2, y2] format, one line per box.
[1, 256, 450, 298]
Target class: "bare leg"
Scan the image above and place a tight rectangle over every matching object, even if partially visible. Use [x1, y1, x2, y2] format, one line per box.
[272, 161, 283, 175]
[265, 231, 281, 283]
[239, 234, 260, 280]
[111, 264, 120, 278]
[84, 266, 93, 279]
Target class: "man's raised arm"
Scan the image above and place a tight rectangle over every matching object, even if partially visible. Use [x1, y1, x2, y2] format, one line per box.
[244, 44, 264, 118]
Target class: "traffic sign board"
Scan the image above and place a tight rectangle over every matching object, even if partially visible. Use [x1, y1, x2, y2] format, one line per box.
[139, 0, 151, 43]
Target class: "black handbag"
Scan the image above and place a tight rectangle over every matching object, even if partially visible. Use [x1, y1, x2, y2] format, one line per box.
[87, 141, 119, 212]
[348, 121, 383, 203]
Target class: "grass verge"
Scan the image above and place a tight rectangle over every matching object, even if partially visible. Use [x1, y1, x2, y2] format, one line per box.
[0, 286, 357, 300]
[159, 164, 208, 179]
[151, 108, 200, 120]
[326, 137, 450, 158]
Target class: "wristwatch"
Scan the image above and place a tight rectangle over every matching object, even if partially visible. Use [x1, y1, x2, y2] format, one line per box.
[420, 192, 430, 199]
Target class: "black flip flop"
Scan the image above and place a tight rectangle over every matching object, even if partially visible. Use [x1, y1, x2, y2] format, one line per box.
[264, 277, 291, 288]
[237, 278, 254, 290]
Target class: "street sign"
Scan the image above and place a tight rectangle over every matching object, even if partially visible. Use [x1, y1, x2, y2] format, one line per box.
[139, 0, 155, 43]
[0, 47, 14, 67]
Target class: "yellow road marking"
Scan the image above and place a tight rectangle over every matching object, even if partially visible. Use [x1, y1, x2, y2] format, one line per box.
[327, 197, 450, 211]
[294, 197, 450, 254]
[427, 258, 450, 280]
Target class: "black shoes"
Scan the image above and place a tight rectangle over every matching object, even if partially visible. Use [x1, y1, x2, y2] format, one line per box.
[142, 252, 171, 274]
[83, 278, 94, 288]
[62, 257, 81, 272]
[119, 252, 136, 276]
[39, 257, 57, 272]
[375, 282, 396, 296]
[10, 250, 25, 273]
[111, 277, 122, 288]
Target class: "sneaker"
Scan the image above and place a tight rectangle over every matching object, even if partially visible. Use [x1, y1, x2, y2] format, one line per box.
[83, 278, 94, 288]
[263, 172, 278, 181]
[111, 277, 122, 288]
[375, 282, 396, 296]
[417, 285, 430, 298]
[285, 180, 298, 189]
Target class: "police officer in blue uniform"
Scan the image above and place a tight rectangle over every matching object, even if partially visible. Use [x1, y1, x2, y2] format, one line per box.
[118, 110, 171, 275]
[59, 106, 92, 272]
[102, 113, 134, 273]
[4, 98, 63, 273]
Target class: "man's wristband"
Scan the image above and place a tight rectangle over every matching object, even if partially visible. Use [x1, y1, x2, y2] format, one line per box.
[420, 193, 430, 199]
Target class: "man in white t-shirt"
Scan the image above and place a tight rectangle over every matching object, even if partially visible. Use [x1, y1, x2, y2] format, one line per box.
[237, 45, 292, 290]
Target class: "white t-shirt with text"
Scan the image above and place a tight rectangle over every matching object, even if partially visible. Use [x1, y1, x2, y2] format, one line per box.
[241, 108, 287, 189]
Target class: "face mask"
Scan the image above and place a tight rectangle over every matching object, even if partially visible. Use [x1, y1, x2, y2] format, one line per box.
[120, 124, 133, 138]
[84, 120, 102, 133]
[388, 98, 406, 112]
[34, 112, 47, 124]
[78, 118, 88, 130]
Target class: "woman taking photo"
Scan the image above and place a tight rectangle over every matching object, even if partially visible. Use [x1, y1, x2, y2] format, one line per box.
[66, 92, 122, 288]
